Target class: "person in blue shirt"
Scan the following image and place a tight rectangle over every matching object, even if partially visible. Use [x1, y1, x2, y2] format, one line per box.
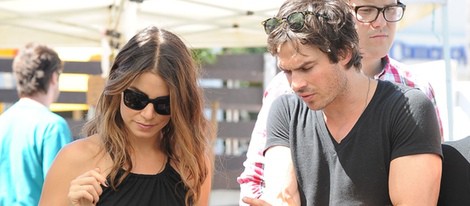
[0, 42, 72, 206]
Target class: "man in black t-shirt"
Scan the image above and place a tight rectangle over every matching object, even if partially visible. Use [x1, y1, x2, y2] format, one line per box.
[242, 0, 442, 205]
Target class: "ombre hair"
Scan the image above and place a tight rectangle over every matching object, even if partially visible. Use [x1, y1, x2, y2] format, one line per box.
[82, 26, 214, 205]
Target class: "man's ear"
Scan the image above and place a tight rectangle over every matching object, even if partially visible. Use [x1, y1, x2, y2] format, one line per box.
[50, 71, 59, 86]
[338, 48, 352, 67]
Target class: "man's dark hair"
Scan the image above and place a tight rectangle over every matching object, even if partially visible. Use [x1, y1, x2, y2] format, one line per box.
[267, 0, 362, 70]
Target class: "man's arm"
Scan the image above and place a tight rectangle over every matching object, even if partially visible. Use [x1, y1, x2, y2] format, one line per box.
[387, 82, 443, 205]
[238, 137, 267, 201]
[243, 146, 300, 206]
[389, 153, 442, 205]
[237, 93, 273, 202]
[238, 72, 292, 204]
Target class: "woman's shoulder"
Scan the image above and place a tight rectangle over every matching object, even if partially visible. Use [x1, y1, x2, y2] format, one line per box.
[62, 134, 100, 154]
[55, 134, 106, 168]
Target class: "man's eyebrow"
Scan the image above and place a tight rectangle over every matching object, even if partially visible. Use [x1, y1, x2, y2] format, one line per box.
[279, 60, 315, 72]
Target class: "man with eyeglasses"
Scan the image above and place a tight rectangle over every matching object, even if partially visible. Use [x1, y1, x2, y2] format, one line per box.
[238, 0, 443, 205]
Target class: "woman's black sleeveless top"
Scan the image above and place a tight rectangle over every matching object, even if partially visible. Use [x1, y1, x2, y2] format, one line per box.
[97, 162, 189, 206]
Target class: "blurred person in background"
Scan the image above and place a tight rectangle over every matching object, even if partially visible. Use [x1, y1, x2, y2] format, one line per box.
[0, 42, 72, 206]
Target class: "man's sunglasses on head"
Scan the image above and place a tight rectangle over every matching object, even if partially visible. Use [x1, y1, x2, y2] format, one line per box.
[261, 2, 406, 35]
[262, 11, 329, 34]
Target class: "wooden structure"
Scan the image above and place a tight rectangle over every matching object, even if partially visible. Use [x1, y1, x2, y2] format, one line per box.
[0, 53, 269, 190]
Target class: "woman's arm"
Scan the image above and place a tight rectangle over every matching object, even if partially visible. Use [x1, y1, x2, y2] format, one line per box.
[39, 137, 107, 206]
[196, 153, 213, 206]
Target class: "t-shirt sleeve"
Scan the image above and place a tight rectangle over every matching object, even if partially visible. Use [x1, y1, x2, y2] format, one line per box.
[264, 94, 294, 154]
[390, 87, 443, 160]
[41, 118, 72, 177]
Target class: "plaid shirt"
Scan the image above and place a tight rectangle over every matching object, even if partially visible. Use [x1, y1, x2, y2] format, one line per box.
[237, 55, 443, 203]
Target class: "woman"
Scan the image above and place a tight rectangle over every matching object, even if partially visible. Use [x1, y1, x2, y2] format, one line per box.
[39, 26, 214, 206]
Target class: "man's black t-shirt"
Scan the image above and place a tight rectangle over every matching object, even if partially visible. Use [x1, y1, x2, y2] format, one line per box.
[266, 80, 442, 205]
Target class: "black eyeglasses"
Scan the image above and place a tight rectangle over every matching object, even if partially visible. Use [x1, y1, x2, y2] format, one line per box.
[353, 2, 406, 23]
[122, 89, 170, 115]
[262, 11, 319, 34]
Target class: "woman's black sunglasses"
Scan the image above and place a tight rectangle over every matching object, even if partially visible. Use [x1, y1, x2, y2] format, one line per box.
[122, 89, 170, 115]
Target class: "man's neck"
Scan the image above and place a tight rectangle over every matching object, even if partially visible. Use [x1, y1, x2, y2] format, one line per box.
[323, 71, 371, 119]
[361, 57, 385, 78]
[22, 93, 51, 108]
[322, 72, 375, 142]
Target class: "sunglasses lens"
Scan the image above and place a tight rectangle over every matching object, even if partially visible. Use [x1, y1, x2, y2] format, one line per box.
[152, 96, 170, 115]
[263, 18, 282, 34]
[123, 89, 148, 110]
[123, 89, 171, 115]
[287, 12, 305, 31]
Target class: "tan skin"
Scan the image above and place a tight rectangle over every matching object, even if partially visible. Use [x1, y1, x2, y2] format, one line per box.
[243, 41, 441, 206]
[39, 72, 212, 206]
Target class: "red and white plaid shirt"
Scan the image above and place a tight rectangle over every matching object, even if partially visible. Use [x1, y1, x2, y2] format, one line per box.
[237, 55, 443, 203]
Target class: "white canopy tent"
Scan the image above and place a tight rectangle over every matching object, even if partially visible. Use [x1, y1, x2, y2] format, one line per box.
[0, 0, 286, 49]
[0, 0, 448, 49]
[0, 0, 455, 138]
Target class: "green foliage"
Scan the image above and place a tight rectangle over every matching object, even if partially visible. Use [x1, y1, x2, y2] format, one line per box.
[192, 48, 218, 65]
[222, 47, 267, 54]
[192, 47, 267, 65]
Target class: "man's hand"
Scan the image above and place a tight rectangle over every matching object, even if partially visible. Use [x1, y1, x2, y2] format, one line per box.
[242, 197, 271, 206]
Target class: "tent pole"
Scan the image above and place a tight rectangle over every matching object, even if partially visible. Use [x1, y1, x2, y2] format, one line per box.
[442, 0, 453, 140]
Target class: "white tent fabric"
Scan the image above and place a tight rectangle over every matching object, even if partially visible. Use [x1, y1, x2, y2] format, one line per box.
[0, 0, 286, 49]
[0, 0, 446, 49]
[1, 0, 456, 138]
